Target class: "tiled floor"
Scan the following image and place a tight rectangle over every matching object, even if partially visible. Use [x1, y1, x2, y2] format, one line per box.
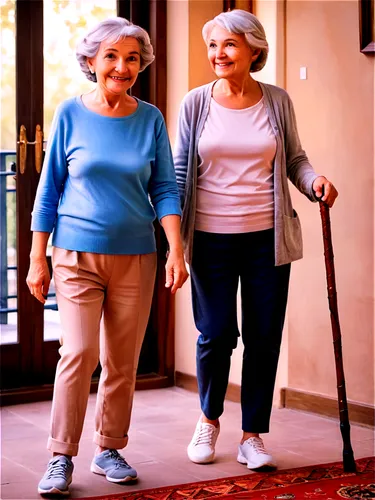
[1, 387, 374, 499]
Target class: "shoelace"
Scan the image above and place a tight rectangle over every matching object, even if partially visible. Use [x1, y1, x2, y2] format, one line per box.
[245, 437, 267, 455]
[194, 424, 216, 446]
[106, 449, 131, 469]
[46, 458, 70, 479]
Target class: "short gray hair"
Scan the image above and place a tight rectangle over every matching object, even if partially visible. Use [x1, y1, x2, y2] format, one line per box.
[76, 17, 155, 82]
[202, 10, 268, 73]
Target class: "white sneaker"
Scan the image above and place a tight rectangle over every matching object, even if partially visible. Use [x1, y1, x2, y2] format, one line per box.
[187, 419, 220, 464]
[237, 437, 276, 470]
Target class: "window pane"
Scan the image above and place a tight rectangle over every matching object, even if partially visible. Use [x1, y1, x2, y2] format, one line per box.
[44, 0, 117, 137]
[0, 0, 17, 344]
[43, 0, 117, 341]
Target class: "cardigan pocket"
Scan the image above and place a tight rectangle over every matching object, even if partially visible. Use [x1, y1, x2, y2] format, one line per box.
[282, 210, 303, 260]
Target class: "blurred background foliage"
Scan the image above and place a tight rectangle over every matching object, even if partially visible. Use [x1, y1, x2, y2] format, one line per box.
[0, 0, 116, 260]
[0, 0, 116, 149]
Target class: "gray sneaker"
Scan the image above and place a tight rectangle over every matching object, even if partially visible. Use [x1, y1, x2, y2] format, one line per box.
[38, 455, 73, 496]
[90, 449, 137, 483]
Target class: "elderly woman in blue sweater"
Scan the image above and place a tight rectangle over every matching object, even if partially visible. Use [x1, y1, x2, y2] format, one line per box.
[27, 17, 188, 497]
[174, 10, 338, 471]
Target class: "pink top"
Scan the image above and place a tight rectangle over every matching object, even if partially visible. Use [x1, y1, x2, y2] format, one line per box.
[196, 97, 277, 233]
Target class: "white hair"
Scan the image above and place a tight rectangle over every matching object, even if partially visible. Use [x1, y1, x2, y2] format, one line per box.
[76, 17, 155, 82]
[202, 10, 268, 73]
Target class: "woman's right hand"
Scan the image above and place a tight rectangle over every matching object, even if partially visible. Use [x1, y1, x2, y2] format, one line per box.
[26, 256, 51, 304]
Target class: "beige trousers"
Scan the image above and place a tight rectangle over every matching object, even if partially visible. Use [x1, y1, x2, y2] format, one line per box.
[48, 248, 157, 456]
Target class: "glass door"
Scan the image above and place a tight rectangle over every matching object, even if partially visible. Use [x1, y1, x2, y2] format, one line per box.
[43, 0, 116, 344]
[41, 0, 118, 382]
[0, 1, 16, 346]
[0, 0, 172, 399]
[0, 0, 26, 390]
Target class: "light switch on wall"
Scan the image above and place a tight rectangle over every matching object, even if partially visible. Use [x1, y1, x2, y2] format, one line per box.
[300, 67, 307, 80]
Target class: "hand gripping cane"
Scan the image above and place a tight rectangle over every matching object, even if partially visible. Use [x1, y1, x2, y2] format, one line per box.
[319, 199, 356, 472]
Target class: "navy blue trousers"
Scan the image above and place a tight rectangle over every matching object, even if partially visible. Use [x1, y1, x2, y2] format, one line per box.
[190, 229, 291, 433]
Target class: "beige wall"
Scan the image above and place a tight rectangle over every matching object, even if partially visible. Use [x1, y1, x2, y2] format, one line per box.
[188, 0, 219, 90]
[167, 0, 189, 147]
[168, 0, 246, 388]
[285, 0, 374, 405]
[167, 0, 220, 145]
[168, 0, 375, 407]
[167, 0, 238, 386]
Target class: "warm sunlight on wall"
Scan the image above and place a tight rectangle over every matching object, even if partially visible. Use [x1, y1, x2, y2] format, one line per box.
[285, 0, 374, 405]
[167, 0, 225, 391]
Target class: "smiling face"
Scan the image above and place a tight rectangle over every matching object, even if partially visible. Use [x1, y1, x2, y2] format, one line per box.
[88, 37, 141, 96]
[207, 25, 260, 80]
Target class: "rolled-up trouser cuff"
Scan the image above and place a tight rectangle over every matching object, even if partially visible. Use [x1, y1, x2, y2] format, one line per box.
[94, 431, 128, 450]
[47, 437, 79, 457]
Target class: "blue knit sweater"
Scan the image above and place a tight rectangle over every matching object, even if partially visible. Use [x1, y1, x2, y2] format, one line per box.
[31, 97, 181, 254]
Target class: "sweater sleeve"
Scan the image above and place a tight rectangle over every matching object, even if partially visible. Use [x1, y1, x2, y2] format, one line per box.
[284, 94, 319, 202]
[149, 114, 182, 221]
[173, 96, 191, 207]
[31, 104, 68, 232]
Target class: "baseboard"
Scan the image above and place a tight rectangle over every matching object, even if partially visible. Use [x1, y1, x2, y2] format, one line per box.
[0, 373, 171, 406]
[175, 371, 374, 428]
[282, 388, 374, 427]
[175, 371, 241, 403]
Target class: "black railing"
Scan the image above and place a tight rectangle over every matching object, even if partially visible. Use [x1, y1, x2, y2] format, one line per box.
[0, 150, 57, 325]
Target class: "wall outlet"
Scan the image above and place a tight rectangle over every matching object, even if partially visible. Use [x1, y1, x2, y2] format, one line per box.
[300, 67, 307, 80]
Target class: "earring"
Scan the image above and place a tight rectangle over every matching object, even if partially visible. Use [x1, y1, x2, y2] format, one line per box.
[90, 68, 95, 74]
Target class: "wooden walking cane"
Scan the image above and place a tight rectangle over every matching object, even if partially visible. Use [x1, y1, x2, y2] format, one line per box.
[319, 199, 356, 472]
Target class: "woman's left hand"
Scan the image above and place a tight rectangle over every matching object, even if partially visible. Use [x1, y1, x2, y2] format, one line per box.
[312, 176, 338, 207]
[165, 248, 189, 294]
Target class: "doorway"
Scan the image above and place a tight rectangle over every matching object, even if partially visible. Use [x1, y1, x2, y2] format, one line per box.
[0, 0, 173, 404]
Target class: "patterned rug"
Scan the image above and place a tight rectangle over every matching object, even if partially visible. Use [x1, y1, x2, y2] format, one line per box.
[82, 456, 374, 500]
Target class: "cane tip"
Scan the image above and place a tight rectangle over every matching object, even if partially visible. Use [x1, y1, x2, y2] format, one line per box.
[343, 453, 357, 473]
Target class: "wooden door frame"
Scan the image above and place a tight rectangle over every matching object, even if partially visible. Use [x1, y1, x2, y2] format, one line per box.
[1, 0, 45, 392]
[118, 0, 174, 386]
[1, 0, 175, 405]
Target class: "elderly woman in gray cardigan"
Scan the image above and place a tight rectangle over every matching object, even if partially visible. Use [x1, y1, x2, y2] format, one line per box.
[174, 9, 338, 470]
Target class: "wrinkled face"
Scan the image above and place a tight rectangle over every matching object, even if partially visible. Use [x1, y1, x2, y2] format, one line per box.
[88, 37, 141, 95]
[207, 25, 260, 80]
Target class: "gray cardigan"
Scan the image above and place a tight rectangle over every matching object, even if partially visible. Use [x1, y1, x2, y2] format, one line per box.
[174, 81, 319, 266]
